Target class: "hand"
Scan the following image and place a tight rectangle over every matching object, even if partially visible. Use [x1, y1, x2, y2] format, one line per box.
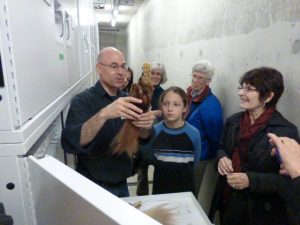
[227, 172, 249, 190]
[132, 110, 162, 139]
[101, 96, 143, 120]
[132, 110, 161, 129]
[218, 157, 234, 175]
[268, 133, 300, 178]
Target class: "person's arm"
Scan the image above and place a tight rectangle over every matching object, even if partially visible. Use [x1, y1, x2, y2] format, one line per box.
[193, 130, 202, 164]
[132, 110, 162, 139]
[201, 106, 223, 159]
[268, 133, 300, 179]
[79, 109, 108, 146]
[267, 133, 300, 222]
[80, 96, 144, 146]
[217, 119, 234, 176]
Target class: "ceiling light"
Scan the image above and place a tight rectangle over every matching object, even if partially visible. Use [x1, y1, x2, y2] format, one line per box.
[113, 8, 119, 17]
[111, 18, 116, 27]
[96, 14, 112, 23]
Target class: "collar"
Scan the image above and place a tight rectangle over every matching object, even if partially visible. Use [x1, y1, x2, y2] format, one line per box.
[94, 81, 124, 97]
[229, 110, 288, 127]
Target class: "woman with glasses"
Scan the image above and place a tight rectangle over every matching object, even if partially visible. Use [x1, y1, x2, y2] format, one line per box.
[212, 67, 299, 225]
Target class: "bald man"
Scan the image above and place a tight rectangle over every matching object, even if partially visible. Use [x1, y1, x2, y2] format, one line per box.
[61, 47, 156, 197]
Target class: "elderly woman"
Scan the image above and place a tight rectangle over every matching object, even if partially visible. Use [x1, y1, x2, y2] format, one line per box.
[186, 60, 223, 193]
[150, 62, 168, 110]
[215, 67, 299, 225]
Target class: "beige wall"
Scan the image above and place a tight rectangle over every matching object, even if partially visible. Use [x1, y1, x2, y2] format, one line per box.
[99, 27, 127, 56]
[126, 0, 300, 129]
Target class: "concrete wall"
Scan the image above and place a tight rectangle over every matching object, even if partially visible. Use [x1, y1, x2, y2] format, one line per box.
[127, 0, 300, 129]
[99, 28, 127, 56]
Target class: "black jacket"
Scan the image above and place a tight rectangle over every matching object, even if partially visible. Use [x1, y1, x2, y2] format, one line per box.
[61, 82, 134, 184]
[281, 176, 300, 225]
[214, 110, 299, 225]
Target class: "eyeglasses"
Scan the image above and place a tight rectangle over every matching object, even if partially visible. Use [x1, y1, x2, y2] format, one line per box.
[99, 63, 128, 72]
[238, 86, 257, 93]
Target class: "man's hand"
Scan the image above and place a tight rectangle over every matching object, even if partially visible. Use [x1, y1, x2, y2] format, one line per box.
[132, 110, 162, 139]
[100, 96, 144, 120]
[80, 97, 143, 146]
[132, 110, 162, 128]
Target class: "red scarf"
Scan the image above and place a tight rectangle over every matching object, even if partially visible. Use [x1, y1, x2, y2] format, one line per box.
[232, 108, 275, 172]
[185, 86, 210, 119]
[187, 85, 210, 104]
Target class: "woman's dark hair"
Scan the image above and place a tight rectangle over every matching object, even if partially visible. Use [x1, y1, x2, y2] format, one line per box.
[159, 86, 189, 108]
[239, 67, 284, 108]
[124, 67, 134, 93]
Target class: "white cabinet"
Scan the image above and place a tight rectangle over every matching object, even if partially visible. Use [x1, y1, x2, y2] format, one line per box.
[0, 155, 161, 225]
[0, 0, 97, 132]
[0, 0, 98, 156]
[0, 154, 212, 225]
[0, 0, 69, 130]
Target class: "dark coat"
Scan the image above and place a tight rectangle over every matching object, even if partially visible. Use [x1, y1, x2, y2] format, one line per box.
[281, 176, 300, 225]
[213, 110, 299, 225]
[151, 85, 164, 110]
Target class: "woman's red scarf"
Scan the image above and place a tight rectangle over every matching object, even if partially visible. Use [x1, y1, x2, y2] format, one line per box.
[187, 85, 210, 104]
[232, 108, 275, 172]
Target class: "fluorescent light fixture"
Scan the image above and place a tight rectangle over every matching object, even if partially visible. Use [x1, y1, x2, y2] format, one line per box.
[105, 4, 112, 10]
[111, 18, 116, 27]
[113, 8, 119, 17]
[96, 14, 112, 23]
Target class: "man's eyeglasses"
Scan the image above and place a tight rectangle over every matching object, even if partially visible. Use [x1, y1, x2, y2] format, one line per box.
[238, 86, 257, 93]
[99, 63, 128, 72]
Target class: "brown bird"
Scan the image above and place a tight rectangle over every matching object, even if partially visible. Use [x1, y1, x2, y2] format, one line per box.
[110, 63, 154, 157]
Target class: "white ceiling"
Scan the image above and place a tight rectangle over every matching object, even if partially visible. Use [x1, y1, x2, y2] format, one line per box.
[94, 0, 144, 29]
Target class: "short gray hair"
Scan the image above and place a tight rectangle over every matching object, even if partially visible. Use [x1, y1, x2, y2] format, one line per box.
[192, 60, 215, 80]
[151, 62, 168, 84]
